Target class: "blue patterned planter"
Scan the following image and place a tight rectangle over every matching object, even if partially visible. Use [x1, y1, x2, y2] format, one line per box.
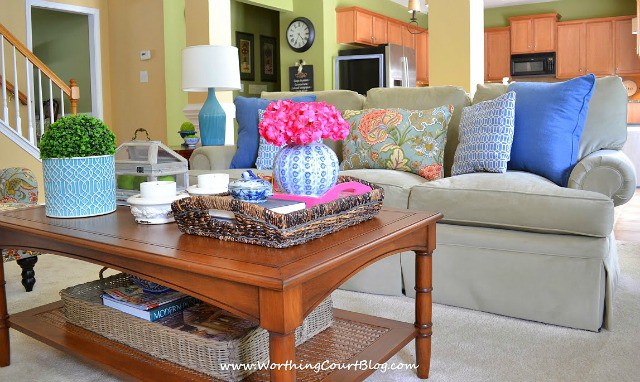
[43, 155, 116, 218]
[273, 142, 339, 196]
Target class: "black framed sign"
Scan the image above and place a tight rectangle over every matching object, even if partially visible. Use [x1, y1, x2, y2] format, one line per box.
[236, 31, 255, 81]
[260, 35, 278, 82]
[289, 65, 314, 92]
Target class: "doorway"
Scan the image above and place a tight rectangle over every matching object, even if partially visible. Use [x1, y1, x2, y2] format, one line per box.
[25, 0, 103, 119]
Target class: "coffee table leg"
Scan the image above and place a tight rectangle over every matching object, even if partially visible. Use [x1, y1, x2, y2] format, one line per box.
[415, 249, 433, 379]
[260, 286, 302, 382]
[269, 331, 296, 382]
[0, 259, 10, 367]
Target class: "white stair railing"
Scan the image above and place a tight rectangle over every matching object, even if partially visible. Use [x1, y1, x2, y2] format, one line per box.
[0, 22, 79, 158]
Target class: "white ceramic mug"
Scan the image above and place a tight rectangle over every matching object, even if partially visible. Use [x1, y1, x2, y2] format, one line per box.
[197, 173, 229, 193]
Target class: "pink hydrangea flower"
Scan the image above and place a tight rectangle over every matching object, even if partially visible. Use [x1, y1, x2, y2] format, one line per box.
[258, 100, 350, 146]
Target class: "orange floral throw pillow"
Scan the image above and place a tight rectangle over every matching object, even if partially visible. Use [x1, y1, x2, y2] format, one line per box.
[340, 106, 453, 180]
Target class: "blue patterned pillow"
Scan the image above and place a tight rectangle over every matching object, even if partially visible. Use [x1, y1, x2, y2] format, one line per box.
[452, 91, 516, 176]
[255, 109, 283, 170]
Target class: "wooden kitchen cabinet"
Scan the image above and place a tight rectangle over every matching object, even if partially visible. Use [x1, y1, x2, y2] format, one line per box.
[336, 6, 427, 84]
[387, 20, 403, 46]
[556, 17, 640, 79]
[557, 23, 584, 78]
[484, 27, 511, 81]
[416, 31, 429, 84]
[585, 21, 615, 76]
[509, 13, 560, 54]
[401, 25, 416, 51]
[615, 18, 640, 75]
[337, 7, 387, 46]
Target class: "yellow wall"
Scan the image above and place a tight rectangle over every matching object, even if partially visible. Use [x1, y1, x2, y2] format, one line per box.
[429, 0, 484, 93]
[107, 0, 167, 144]
[185, 0, 209, 105]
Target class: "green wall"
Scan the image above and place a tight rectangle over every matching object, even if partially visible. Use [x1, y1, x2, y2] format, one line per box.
[163, 0, 187, 147]
[485, 0, 636, 28]
[32, 8, 91, 114]
[231, 0, 281, 96]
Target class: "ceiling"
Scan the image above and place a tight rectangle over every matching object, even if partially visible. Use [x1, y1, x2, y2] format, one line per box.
[389, 0, 556, 12]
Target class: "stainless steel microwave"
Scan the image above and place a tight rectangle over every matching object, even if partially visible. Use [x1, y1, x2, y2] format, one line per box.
[510, 52, 556, 77]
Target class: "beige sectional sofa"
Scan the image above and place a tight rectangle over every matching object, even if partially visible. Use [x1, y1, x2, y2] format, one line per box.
[188, 77, 636, 331]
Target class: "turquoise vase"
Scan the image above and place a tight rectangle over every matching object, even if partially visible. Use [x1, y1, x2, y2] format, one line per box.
[273, 141, 339, 197]
[199, 88, 225, 146]
[43, 155, 116, 218]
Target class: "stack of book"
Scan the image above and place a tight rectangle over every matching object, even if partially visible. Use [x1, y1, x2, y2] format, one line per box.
[102, 283, 199, 322]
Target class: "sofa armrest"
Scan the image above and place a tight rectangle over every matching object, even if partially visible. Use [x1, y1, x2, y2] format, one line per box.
[189, 146, 237, 171]
[568, 149, 636, 206]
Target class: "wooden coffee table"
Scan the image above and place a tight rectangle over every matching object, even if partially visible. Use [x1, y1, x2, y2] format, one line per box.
[0, 206, 441, 381]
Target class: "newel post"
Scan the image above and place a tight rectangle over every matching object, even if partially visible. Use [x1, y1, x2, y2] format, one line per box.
[69, 78, 80, 115]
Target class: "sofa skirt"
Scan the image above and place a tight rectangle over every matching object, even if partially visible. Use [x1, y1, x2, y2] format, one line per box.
[401, 223, 619, 332]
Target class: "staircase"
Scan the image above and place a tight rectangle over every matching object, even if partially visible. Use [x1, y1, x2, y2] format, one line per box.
[0, 22, 79, 160]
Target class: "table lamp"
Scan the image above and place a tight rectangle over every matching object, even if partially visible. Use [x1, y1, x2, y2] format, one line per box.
[182, 45, 241, 146]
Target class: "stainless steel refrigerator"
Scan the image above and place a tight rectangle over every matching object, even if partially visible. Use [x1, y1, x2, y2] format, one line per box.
[334, 43, 416, 95]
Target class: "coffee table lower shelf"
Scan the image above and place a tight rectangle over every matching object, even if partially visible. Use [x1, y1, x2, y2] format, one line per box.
[8, 301, 417, 382]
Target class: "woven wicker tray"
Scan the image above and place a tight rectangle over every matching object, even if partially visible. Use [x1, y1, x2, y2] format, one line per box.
[171, 176, 384, 248]
[60, 273, 333, 382]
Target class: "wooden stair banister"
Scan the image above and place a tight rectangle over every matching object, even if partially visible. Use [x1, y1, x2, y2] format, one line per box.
[0, 22, 79, 114]
[0, 74, 27, 106]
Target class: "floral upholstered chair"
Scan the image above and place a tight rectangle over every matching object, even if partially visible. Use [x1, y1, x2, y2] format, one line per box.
[1, 167, 41, 292]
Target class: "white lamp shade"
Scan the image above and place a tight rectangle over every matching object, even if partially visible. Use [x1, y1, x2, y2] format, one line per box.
[182, 45, 241, 92]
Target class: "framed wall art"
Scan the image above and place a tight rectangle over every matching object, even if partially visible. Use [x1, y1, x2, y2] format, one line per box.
[236, 31, 255, 81]
[260, 35, 278, 82]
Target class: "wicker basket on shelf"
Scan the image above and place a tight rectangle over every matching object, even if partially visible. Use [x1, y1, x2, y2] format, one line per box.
[60, 273, 333, 382]
[171, 176, 384, 248]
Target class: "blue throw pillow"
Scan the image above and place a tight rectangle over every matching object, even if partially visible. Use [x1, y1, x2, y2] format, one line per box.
[507, 74, 596, 186]
[230, 95, 316, 169]
[452, 91, 516, 176]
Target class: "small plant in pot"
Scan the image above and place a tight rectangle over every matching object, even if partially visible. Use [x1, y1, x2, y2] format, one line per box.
[178, 121, 196, 139]
[40, 114, 117, 218]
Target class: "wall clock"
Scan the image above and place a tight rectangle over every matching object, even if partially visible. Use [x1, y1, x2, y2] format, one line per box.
[623, 79, 638, 98]
[286, 17, 315, 53]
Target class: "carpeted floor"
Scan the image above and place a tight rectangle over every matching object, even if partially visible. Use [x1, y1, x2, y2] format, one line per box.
[0, 241, 639, 382]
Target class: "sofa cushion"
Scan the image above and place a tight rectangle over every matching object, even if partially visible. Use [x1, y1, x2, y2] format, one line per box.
[472, 76, 627, 162]
[341, 106, 452, 180]
[408, 171, 614, 237]
[577, 76, 628, 158]
[340, 169, 427, 209]
[230, 95, 316, 169]
[472, 83, 509, 104]
[364, 86, 471, 178]
[452, 91, 516, 176]
[507, 74, 596, 186]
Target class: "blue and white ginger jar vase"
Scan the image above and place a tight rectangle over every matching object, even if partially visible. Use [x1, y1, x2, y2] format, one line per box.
[273, 141, 339, 197]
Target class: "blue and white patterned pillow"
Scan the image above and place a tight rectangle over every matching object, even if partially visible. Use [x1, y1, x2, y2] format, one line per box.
[451, 91, 516, 176]
[255, 109, 283, 170]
